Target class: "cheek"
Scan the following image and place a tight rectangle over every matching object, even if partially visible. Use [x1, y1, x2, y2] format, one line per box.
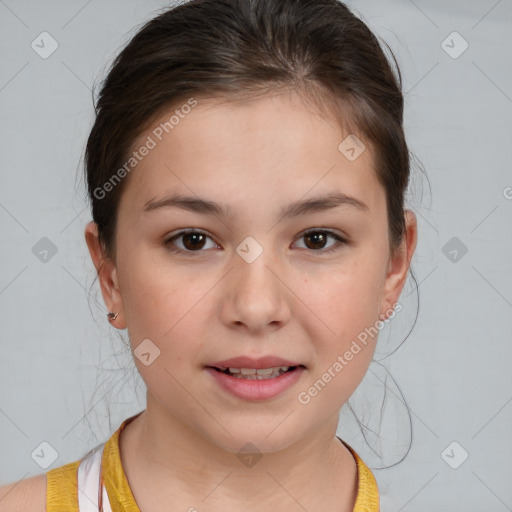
[118, 254, 214, 367]
[297, 256, 383, 337]
[296, 273, 379, 411]
[294, 257, 382, 397]
[122, 266, 205, 402]
[117, 251, 185, 344]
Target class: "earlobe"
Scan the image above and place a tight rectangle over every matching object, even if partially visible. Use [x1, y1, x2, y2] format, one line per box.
[84, 221, 126, 329]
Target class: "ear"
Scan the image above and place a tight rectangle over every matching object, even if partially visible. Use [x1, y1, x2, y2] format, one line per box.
[84, 221, 126, 329]
[379, 210, 418, 320]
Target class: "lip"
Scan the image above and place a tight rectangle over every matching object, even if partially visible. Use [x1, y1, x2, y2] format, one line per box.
[206, 355, 304, 370]
[205, 366, 306, 401]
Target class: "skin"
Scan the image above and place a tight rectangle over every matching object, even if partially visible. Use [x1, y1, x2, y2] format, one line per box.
[85, 89, 417, 511]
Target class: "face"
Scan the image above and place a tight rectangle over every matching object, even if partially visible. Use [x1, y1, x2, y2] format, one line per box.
[86, 90, 416, 454]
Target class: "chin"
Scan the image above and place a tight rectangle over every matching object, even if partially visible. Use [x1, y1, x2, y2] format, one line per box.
[201, 418, 307, 456]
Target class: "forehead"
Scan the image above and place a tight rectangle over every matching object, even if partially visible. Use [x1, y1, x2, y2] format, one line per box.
[119, 91, 383, 217]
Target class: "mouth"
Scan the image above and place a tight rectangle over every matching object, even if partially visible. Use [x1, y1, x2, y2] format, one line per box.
[205, 364, 307, 401]
[207, 365, 305, 380]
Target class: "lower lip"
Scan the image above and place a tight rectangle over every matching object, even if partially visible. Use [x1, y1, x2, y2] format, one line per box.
[205, 366, 305, 401]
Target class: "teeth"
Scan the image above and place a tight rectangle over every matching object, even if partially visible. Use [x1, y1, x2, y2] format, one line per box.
[233, 366, 289, 375]
[222, 366, 293, 380]
[256, 368, 276, 376]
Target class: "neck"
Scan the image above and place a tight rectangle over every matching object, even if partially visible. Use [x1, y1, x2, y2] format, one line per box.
[120, 397, 358, 510]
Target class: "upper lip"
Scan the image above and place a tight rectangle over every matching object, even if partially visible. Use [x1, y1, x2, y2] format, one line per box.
[207, 356, 304, 369]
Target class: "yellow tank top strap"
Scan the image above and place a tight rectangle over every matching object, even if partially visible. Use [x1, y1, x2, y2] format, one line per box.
[101, 417, 141, 511]
[46, 459, 81, 512]
[343, 442, 380, 512]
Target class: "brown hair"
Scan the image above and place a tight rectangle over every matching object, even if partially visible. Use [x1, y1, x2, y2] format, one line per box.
[85, 0, 414, 262]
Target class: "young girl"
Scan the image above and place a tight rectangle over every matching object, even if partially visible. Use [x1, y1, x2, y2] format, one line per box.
[1, 0, 418, 510]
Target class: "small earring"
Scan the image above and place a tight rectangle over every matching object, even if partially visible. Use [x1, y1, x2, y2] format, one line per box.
[107, 311, 119, 322]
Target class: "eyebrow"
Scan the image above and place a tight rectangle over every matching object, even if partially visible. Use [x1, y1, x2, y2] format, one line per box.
[142, 192, 370, 218]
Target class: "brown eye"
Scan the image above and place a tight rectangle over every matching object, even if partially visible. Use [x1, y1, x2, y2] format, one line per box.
[295, 230, 347, 253]
[164, 229, 217, 254]
[304, 231, 328, 250]
[181, 232, 207, 250]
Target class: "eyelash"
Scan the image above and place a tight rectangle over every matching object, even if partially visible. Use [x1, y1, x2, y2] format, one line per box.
[163, 228, 348, 256]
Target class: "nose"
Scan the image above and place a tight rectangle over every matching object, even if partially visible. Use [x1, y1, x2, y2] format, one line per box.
[219, 244, 291, 334]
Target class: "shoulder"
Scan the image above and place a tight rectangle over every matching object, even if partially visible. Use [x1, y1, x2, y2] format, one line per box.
[0, 473, 47, 512]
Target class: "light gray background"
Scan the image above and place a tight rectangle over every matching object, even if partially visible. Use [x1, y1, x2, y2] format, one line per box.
[1, 0, 511, 510]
